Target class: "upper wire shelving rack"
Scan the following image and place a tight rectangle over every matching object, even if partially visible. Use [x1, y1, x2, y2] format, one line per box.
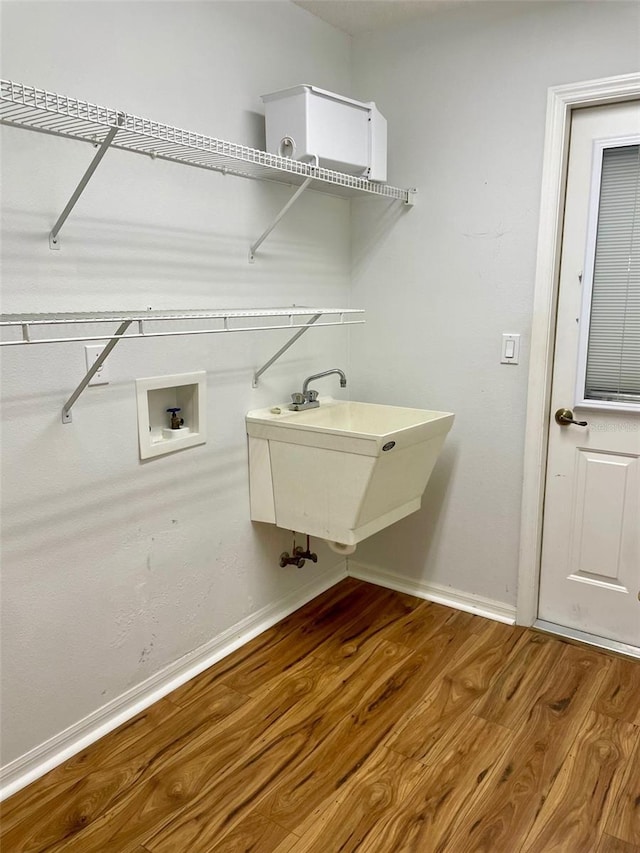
[0, 79, 416, 258]
[0, 80, 395, 421]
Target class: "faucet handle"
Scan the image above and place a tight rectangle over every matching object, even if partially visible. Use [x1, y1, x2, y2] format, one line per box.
[290, 392, 305, 406]
[306, 389, 319, 403]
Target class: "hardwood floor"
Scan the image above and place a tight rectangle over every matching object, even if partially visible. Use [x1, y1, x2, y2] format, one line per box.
[2, 578, 639, 852]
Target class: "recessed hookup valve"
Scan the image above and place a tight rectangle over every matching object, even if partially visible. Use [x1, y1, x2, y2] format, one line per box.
[279, 534, 318, 568]
[166, 407, 184, 430]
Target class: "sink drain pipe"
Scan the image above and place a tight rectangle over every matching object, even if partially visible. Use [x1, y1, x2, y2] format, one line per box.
[326, 540, 357, 556]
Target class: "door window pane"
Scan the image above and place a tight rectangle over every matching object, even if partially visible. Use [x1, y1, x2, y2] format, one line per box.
[585, 144, 640, 404]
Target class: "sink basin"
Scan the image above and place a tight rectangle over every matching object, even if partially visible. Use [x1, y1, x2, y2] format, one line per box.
[247, 398, 453, 453]
[246, 397, 454, 548]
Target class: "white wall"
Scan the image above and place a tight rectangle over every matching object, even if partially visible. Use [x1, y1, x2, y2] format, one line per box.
[349, 2, 639, 603]
[0, 1, 353, 767]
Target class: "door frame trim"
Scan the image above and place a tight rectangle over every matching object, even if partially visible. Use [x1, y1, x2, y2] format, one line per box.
[517, 72, 640, 627]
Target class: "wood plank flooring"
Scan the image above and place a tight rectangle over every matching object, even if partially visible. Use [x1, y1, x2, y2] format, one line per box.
[2, 578, 639, 852]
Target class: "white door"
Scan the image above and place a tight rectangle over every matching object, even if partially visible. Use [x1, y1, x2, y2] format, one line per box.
[538, 100, 640, 649]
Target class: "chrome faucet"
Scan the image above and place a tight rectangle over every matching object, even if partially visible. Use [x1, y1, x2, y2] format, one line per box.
[303, 369, 347, 395]
[289, 368, 347, 411]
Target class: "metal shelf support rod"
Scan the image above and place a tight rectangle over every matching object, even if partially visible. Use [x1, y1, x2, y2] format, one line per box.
[252, 313, 321, 387]
[0, 317, 364, 346]
[249, 177, 313, 263]
[49, 113, 125, 250]
[61, 320, 131, 424]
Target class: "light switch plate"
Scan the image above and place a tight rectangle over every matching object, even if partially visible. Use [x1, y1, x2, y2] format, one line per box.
[85, 345, 109, 385]
[501, 333, 520, 365]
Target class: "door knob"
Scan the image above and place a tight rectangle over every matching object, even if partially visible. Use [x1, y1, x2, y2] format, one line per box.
[555, 408, 588, 427]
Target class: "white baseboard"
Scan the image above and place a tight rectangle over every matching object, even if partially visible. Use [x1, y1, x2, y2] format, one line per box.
[0, 562, 348, 802]
[348, 560, 517, 625]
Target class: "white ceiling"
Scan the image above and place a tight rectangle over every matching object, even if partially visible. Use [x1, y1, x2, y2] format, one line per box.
[292, 0, 467, 36]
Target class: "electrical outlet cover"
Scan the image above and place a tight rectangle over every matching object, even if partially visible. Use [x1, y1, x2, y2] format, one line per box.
[85, 345, 109, 385]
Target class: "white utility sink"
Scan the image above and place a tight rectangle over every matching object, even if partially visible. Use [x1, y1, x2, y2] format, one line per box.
[247, 397, 454, 551]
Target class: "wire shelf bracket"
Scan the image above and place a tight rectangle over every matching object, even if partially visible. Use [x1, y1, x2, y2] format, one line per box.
[49, 113, 125, 250]
[249, 176, 313, 263]
[61, 320, 131, 423]
[252, 313, 321, 386]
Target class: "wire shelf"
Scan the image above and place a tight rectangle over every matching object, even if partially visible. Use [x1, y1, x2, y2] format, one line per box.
[0, 307, 365, 345]
[0, 80, 414, 203]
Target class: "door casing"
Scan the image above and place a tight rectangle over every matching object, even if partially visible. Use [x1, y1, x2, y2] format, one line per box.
[517, 73, 640, 633]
